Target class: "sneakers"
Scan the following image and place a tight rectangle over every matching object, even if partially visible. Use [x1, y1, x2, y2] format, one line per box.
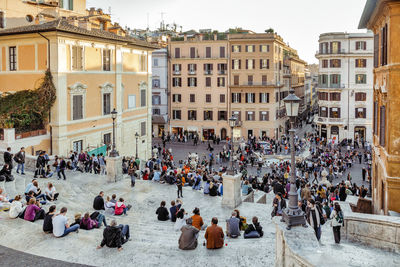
[127, 204, 132, 210]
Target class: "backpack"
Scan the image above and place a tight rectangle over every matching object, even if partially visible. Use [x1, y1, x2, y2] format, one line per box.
[336, 211, 344, 224]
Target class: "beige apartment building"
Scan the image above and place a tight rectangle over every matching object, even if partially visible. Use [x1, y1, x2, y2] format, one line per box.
[168, 34, 229, 140]
[168, 32, 306, 140]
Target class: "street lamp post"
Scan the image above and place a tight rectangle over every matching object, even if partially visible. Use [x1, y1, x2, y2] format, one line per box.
[135, 132, 139, 159]
[228, 116, 237, 175]
[282, 88, 307, 229]
[109, 108, 119, 157]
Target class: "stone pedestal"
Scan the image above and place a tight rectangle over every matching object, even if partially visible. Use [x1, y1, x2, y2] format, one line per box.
[106, 156, 123, 183]
[222, 173, 242, 209]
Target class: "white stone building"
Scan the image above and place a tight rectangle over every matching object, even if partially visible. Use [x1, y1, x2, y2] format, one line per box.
[315, 32, 374, 143]
[151, 48, 168, 137]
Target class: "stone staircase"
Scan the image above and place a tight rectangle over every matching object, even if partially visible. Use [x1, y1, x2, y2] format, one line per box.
[0, 170, 276, 266]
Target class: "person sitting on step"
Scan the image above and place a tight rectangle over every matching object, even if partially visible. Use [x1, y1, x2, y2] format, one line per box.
[97, 220, 130, 251]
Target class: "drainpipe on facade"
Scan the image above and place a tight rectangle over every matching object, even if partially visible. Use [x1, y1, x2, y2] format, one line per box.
[347, 38, 351, 141]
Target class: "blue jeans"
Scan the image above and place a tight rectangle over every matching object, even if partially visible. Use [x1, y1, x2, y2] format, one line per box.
[17, 163, 24, 174]
[314, 226, 321, 241]
[35, 193, 46, 201]
[96, 213, 107, 227]
[120, 224, 130, 242]
[61, 224, 79, 237]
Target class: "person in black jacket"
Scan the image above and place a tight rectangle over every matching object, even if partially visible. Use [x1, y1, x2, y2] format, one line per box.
[14, 147, 25, 175]
[271, 193, 286, 217]
[338, 183, 347, 201]
[156, 201, 169, 221]
[4, 147, 13, 171]
[97, 220, 130, 251]
[0, 163, 14, 182]
[244, 216, 264, 238]
[34, 152, 46, 178]
[57, 157, 67, 180]
[93, 191, 105, 210]
[43, 205, 56, 233]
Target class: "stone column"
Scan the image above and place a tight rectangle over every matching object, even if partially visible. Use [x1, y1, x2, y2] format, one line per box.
[106, 156, 123, 183]
[222, 173, 242, 209]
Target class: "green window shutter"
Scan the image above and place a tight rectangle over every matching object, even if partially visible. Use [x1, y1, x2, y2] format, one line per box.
[69, 0, 74, 10]
[338, 75, 341, 85]
[59, 0, 64, 8]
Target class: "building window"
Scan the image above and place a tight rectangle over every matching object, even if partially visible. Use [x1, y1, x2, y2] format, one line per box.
[219, 47, 225, 58]
[232, 111, 241, 121]
[355, 41, 367, 50]
[188, 110, 197, 120]
[260, 45, 269, 52]
[173, 64, 181, 74]
[374, 101, 378, 135]
[188, 63, 196, 74]
[0, 11, 5, 29]
[329, 92, 341, 101]
[319, 74, 328, 86]
[72, 46, 83, 71]
[260, 59, 269, 69]
[218, 63, 227, 74]
[233, 59, 241, 70]
[172, 110, 181, 120]
[172, 94, 181, 103]
[128, 95, 136, 109]
[355, 108, 366, 119]
[220, 94, 225, 103]
[330, 74, 341, 87]
[205, 94, 211, 103]
[141, 122, 146, 136]
[172, 77, 182, 87]
[9, 46, 17, 71]
[205, 77, 211, 87]
[102, 49, 111, 71]
[374, 34, 379, 68]
[152, 79, 160, 88]
[152, 95, 161, 105]
[72, 95, 83, 120]
[189, 94, 195, 103]
[153, 108, 160, 115]
[218, 111, 227, 120]
[60, 0, 74, 11]
[259, 93, 269, 103]
[234, 75, 239, 85]
[141, 89, 146, 107]
[190, 47, 196, 58]
[379, 106, 386, 146]
[103, 133, 111, 146]
[217, 77, 225, 87]
[153, 58, 158, 67]
[355, 92, 366, 101]
[204, 110, 213, 120]
[205, 47, 211, 58]
[246, 93, 255, 103]
[330, 107, 341, 118]
[247, 75, 253, 85]
[246, 45, 255, 52]
[259, 111, 269, 121]
[381, 24, 388, 66]
[355, 59, 367, 68]
[319, 42, 329, 54]
[319, 107, 328, 117]
[188, 77, 197, 87]
[246, 59, 255, 70]
[175, 47, 180, 58]
[322, 60, 328, 68]
[73, 140, 83, 153]
[139, 54, 147, 72]
[232, 93, 241, 103]
[103, 93, 111, 115]
[330, 41, 341, 54]
[232, 45, 241, 53]
[318, 92, 328, 101]
[246, 111, 255, 121]
[330, 59, 341, 68]
[355, 74, 367, 84]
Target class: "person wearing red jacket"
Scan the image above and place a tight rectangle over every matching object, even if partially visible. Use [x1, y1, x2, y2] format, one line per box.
[114, 198, 131, 216]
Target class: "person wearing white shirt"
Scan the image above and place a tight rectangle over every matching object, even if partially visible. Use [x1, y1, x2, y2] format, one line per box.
[9, 195, 24, 218]
[52, 207, 79, 237]
[45, 182, 59, 201]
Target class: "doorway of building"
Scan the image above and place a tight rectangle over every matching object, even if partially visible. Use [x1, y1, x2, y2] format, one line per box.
[202, 129, 215, 140]
[247, 129, 253, 139]
[354, 126, 366, 143]
[220, 128, 227, 140]
[321, 124, 327, 138]
[158, 126, 165, 137]
[331, 126, 339, 143]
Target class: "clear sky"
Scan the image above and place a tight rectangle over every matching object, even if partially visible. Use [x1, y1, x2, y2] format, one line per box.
[86, 0, 368, 64]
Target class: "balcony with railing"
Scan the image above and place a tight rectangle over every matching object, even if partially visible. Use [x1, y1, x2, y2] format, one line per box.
[173, 70, 181, 75]
[316, 49, 347, 56]
[317, 83, 346, 89]
[188, 70, 196, 75]
[218, 70, 227, 75]
[232, 81, 281, 87]
[204, 70, 213, 75]
[316, 117, 344, 124]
